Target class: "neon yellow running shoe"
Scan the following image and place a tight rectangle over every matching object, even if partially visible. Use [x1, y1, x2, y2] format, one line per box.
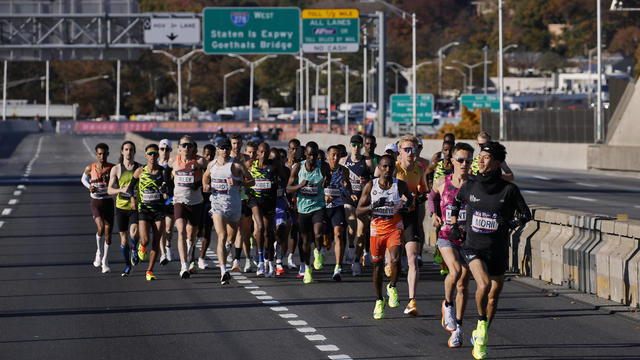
[471, 320, 488, 359]
[138, 244, 147, 261]
[145, 271, 156, 281]
[386, 284, 399, 308]
[303, 266, 313, 284]
[313, 248, 323, 270]
[373, 299, 385, 320]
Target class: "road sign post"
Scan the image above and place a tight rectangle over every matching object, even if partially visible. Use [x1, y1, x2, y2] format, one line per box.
[203, 7, 300, 54]
[301, 9, 359, 53]
[391, 94, 434, 124]
[460, 94, 500, 112]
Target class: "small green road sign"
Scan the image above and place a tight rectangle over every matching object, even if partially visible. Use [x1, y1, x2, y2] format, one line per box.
[390, 94, 434, 124]
[301, 9, 359, 53]
[203, 7, 300, 54]
[460, 94, 500, 112]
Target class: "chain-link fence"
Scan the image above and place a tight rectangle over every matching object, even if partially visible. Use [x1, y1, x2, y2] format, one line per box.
[481, 109, 605, 143]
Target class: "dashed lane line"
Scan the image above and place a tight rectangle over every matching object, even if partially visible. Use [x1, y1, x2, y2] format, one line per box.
[2, 208, 12, 216]
[0, 221, 4, 229]
[568, 196, 596, 202]
[534, 175, 551, 180]
[8, 199, 18, 205]
[576, 182, 597, 188]
[13, 190, 22, 196]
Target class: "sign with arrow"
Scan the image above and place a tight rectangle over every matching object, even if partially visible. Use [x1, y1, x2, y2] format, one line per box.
[143, 17, 200, 45]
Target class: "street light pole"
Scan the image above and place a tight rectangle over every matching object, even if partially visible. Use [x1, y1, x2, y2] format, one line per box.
[452, 60, 487, 93]
[299, 49, 304, 131]
[223, 68, 245, 109]
[228, 54, 277, 123]
[306, 58, 310, 133]
[411, 12, 417, 136]
[45, 60, 50, 122]
[498, 0, 505, 140]
[437, 41, 460, 96]
[2, 61, 7, 121]
[596, 0, 602, 143]
[153, 49, 202, 121]
[445, 66, 466, 94]
[483, 45, 489, 94]
[327, 52, 332, 132]
[363, 31, 368, 126]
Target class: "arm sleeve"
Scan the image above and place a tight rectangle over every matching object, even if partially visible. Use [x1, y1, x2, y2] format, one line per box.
[81, 172, 91, 190]
[427, 189, 439, 215]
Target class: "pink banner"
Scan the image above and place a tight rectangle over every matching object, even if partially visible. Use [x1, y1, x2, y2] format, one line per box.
[74, 121, 119, 133]
[120, 122, 157, 132]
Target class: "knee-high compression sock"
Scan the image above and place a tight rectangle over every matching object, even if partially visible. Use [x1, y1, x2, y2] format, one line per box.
[121, 244, 130, 265]
[96, 233, 103, 253]
[234, 247, 242, 260]
[102, 242, 110, 263]
[129, 237, 137, 250]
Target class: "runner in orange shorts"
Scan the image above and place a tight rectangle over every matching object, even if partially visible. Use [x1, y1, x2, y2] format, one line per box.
[357, 155, 413, 320]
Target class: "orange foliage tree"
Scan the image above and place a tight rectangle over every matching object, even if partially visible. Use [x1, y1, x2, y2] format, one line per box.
[438, 106, 483, 139]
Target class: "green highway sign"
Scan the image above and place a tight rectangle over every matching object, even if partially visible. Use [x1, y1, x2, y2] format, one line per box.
[460, 94, 500, 112]
[390, 94, 434, 124]
[301, 9, 359, 53]
[203, 7, 300, 54]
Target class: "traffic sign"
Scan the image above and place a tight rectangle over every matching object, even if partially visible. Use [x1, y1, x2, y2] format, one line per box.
[143, 17, 201, 45]
[202, 7, 300, 54]
[301, 9, 359, 53]
[460, 94, 500, 112]
[390, 94, 434, 124]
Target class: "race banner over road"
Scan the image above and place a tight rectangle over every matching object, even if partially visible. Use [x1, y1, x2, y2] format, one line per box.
[202, 7, 301, 54]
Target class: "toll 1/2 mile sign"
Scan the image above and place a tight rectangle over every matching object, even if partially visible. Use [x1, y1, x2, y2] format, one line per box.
[203, 7, 300, 54]
[302, 9, 359, 53]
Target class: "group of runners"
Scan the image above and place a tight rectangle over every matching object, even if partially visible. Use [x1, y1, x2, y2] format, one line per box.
[82, 131, 530, 359]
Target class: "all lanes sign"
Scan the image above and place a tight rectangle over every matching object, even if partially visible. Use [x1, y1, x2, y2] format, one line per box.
[203, 7, 300, 54]
[391, 94, 434, 124]
[302, 9, 359, 53]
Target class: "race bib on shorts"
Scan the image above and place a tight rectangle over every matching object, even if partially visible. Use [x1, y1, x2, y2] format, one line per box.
[175, 171, 194, 187]
[211, 178, 229, 194]
[142, 190, 162, 203]
[254, 179, 272, 191]
[471, 211, 499, 233]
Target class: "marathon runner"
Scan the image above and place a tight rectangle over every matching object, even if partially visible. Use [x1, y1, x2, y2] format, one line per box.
[471, 131, 514, 181]
[357, 155, 412, 319]
[197, 144, 215, 269]
[415, 138, 430, 266]
[324, 145, 357, 281]
[271, 148, 291, 276]
[286, 140, 303, 271]
[234, 141, 258, 273]
[107, 141, 141, 277]
[172, 135, 208, 279]
[157, 139, 174, 265]
[128, 144, 170, 281]
[428, 142, 475, 348]
[203, 137, 254, 284]
[340, 135, 375, 276]
[81, 142, 114, 274]
[393, 135, 427, 316]
[287, 141, 330, 284]
[449, 141, 531, 359]
[363, 135, 381, 168]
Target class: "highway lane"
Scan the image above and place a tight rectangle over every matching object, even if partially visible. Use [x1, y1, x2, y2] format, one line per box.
[1, 134, 639, 359]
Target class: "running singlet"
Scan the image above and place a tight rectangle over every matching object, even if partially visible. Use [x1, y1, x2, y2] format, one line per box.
[437, 174, 467, 246]
[249, 160, 277, 200]
[344, 156, 369, 198]
[471, 154, 480, 175]
[417, 157, 428, 174]
[173, 154, 203, 205]
[209, 161, 241, 209]
[370, 178, 404, 235]
[324, 166, 346, 209]
[90, 162, 113, 200]
[434, 160, 454, 181]
[137, 165, 164, 213]
[296, 160, 325, 214]
[116, 162, 139, 210]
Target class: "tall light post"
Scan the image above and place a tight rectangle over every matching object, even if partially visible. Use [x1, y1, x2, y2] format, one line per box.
[445, 66, 467, 94]
[228, 54, 277, 123]
[451, 60, 488, 93]
[336, 62, 356, 134]
[153, 49, 202, 121]
[499, 41, 517, 140]
[483, 45, 489, 94]
[65, 74, 109, 105]
[317, 55, 343, 131]
[388, 60, 433, 135]
[596, 0, 602, 143]
[223, 68, 245, 109]
[438, 41, 460, 96]
[2, 61, 6, 121]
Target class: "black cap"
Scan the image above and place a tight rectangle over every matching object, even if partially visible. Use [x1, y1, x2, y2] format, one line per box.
[215, 137, 231, 148]
[480, 141, 506, 163]
[350, 135, 363, 144]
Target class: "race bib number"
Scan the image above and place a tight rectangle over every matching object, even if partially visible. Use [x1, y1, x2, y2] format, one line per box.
[324, 187, 341, 197]
[373, 205, 396, 218]
[93, 183, 107, 196]
[471, 211, 499, 233]
[300, 183, 319, 197]
[211, 178, 229, 193]
[445, 206, 466, 223]
[349, 172, 362, 192]
[254, 179, 272, 191]
[176, 171, 194, 187]
[142, 190, 162, 203]
[277, 188, 285, 197]
[351, 183, 362, 192]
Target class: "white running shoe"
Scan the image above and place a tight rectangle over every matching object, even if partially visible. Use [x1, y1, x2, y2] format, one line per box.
[198, 257, 209, 270]
[441, 300, 457, 332]
[256, 262, 265, 276]
[165, 247, 173, 262]
[225, 243, 233, 263]
[159, 254, 167, 265]
[244, 258, 253, 273]
[286, 253, 297, 270]
[448, 327, 463, 348]
[352, 262, 362, 277]
[265, 261, 275, 278]
[231, 259, 241, 272]
[297, 263, 306, 278]
[220, 271, 231, 285]
[180, 264, 190, 279]
[93, 251, 102, 268]
[101, 259, 110, 273]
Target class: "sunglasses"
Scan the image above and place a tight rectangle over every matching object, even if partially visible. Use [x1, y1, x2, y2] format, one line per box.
[401, 147, 417, 154]
[159, 147, 169, 151]
[217, 146, 231, 150]
[351, 143, 362, 147]
[146, 151, 159, 156]
[180, 143, 194, 148]
[453, 157, 473, 164]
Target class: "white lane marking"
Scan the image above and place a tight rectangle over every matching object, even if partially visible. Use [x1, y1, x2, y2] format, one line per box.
[317, 345, 339, 352]
[534, 175, 551, 180]
[288, 320, 308, 326]
[244, 285, 260, 289]
[8, 199, 18, 205]
[568, 196, 596, 202]
[26, 136, 45, 172]
[237, 280, 252, 284]
[328, 355, 352, 360]
[279, 313, 298, 319]
[306, 334, 326, 341]
[262, 300, 280, 305]
[13, 190, 22, 196]
[576, 182, 597, 188]
[271, 307, 288, 312]
[524, 190, 539, 194]
[257, 295, 274, 300]
[2, 208, 12, 216]
[250, 290, 267, 295]
[17, 185, 25, 189]
[296, 327, 317, 333]
[81, 137, 94, 157]
[232, 275, 247, 279]
[0, 221, 4, 228]
[635, 205, 640, 209]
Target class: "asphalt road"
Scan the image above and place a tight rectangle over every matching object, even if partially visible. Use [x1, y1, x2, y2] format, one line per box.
[0, 134, 639, 359]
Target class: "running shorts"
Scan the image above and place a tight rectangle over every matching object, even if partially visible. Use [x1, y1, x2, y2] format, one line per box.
[241, 199, 252, 218]
[325, 205, 346, 228]
[298, 208, 325, 233]
[462, 248, 508, 276]
[370, 228, 403, 262]
[275, 197, 289, 227]
[403, 210, 421, 243]
[247, 194, 276, 217]
[90, 198, 114, 225]
[174, 202, 203, 227]
[115, 208, 138, 233]
[139, 210, 164, 223]
[437, 238, 465, 262]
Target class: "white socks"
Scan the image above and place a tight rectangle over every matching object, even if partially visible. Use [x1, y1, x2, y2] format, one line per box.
[96, 233, 103, 254]
[219, 264, 227, 273]
[102, 242, 110, 263]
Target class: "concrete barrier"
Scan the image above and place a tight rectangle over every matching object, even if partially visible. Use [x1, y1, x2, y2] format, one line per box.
[587, 145, 640, 172]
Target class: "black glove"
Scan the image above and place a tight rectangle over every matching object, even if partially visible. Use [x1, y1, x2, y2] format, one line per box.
[508, 219, 522, 230]
[416, 192, 427, 204]
[160, 182, 169, 195]
[372, 197, 387, 209]
[448, 223, 463, 242]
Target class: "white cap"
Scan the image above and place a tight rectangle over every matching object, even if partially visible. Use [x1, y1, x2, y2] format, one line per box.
[218, 126, 223, 131]
[385, 143, 398, 152]
[159, 139, 172, 148]
[254, 126, 260, 131]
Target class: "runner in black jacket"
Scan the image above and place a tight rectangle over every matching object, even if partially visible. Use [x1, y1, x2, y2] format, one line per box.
[449, 141, 530, 360]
